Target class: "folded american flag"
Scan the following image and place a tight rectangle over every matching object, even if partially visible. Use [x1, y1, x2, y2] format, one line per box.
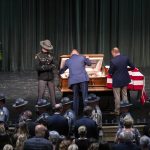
[106, 68, 148, 104]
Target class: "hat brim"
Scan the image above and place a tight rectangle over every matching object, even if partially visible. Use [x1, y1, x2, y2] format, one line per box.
[62, 101, 73, 105]
[40, 41, 53, 50]
[35, 103, 50, 108]
[0, 98, 5, 101]
[87, 97, 100, 103]
[13, 101, 28, 108]
[120, 103, 133, 108]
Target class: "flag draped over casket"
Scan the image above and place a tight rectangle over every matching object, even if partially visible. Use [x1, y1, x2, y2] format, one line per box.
[106, 68, 148, 104]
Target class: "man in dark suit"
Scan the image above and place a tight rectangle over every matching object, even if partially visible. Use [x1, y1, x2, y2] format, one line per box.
[60, 49, 91, 116]
[74, 106, 98, 139]
[47, 103, 69, 136]
[109, 47, 135, 115]
[23, 124, 53, 150]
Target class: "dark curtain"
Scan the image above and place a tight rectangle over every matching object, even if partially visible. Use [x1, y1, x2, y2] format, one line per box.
[0, 0, 150, 71]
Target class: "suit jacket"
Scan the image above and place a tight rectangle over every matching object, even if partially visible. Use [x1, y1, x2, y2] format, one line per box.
[23, 136, 53, 150]
[47, 113, 69, 136]
[60, 54, 91, 87]
[109, 55, 135, 87]
[112, 142, 140, 150]
[74, 116, 98, 139]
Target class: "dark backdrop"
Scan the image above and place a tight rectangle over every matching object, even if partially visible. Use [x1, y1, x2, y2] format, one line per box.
[0, 0, 150, 71]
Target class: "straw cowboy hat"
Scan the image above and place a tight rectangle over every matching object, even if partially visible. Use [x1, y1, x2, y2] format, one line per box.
[40, 39, 53, 50]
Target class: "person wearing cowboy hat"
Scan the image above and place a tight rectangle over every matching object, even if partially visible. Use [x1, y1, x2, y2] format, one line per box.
[35, 99, 51, 126]
[118, 101, 133, 128]
[12, 98, 28, 124]
[35, 40, 59, 108]
[61, 97, 76, 135]
[0, 94, 9, 123]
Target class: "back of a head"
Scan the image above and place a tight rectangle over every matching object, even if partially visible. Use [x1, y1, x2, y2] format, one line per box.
[71, 49, 79, 56]
[54, 103, 63, 113]
[59, 139, 71, 150]
[140, 135, 150, 149]
[123, 115, 134, 128]
[3, 144, 13, 150]
[68, 144, 78, 150]
[78, 126, 87, 137]
[83, 106, 92, 117]
[35, 124, 47, 137]
[23, 110, 32, 119]
[111, 47, 120, 53]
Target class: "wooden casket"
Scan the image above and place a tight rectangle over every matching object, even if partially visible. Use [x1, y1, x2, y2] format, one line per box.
[59, 54, 111, 93]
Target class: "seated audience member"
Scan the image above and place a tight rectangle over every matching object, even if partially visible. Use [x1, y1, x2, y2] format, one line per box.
[47, 103, 69, 136]
[59, 139, 72, 150]
[0, 94, 9, 123]
[35, 99, 50, 126]
[0, 122, 11, 150]
[3, 144, 13, 150]
[23, 124, 53, 150]
[22, 110, 37, 138]
[140, 135, 150, 150]
[49, 131, 61, 149]
[68, 144, 78, 150]
[14, 121, 29, 150]
[74, 106, 98, 139]
[112, 131, 140, 150]
[73, 126, 90, 150]
[12, 98, 28, 124]
[116, 115, 140, 145]
[88, 142, 99, 150]
[119, 101, 133, 128]
[98, 141, 111, 150]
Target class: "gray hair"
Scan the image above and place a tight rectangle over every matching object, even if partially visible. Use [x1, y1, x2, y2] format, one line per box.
[140, 135, 150, 148]
[3, 144, 13, 150]
[68, 144, 78, 150]
[123, 115, 134, 128]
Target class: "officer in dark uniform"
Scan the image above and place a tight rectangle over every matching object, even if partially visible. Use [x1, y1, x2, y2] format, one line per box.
[35, 99, 50, 126]
[35, 40, 58, 107]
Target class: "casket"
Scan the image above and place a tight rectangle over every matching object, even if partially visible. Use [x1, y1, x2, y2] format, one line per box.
[59, 54, 111, 93]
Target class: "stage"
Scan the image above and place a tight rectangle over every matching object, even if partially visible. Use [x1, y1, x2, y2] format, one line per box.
[0, 67, 150, 124]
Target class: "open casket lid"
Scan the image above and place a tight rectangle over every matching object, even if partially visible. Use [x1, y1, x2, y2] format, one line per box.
[60, 54, 104, 78]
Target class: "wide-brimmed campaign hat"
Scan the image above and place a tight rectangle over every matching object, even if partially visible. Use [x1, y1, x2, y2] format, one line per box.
[86, 93, 100, 103]
[35, 99, 50, 108]
[120, 101, 133, 108]
[40, 39, 53, 50]
[13, 98, 28, 108]
[61, 97, 73, 105]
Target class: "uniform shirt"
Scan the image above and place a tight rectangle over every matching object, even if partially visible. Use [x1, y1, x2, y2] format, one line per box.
[35, 51, 58, 81]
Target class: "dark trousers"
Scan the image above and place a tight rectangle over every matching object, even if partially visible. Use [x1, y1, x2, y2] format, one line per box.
[38, 80, 56, 107]
[72, 81, 88, 116]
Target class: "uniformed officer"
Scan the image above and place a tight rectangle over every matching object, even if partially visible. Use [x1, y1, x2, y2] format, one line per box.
[35, 40, 58, 107]
[0, 94, 9, 123]
[35, 99, 50, 126]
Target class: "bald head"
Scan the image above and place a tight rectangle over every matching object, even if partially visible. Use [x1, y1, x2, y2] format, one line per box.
[35, 124, 47, 137]
[71, 49, 79, 56]
[111, 47, 120, 57]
